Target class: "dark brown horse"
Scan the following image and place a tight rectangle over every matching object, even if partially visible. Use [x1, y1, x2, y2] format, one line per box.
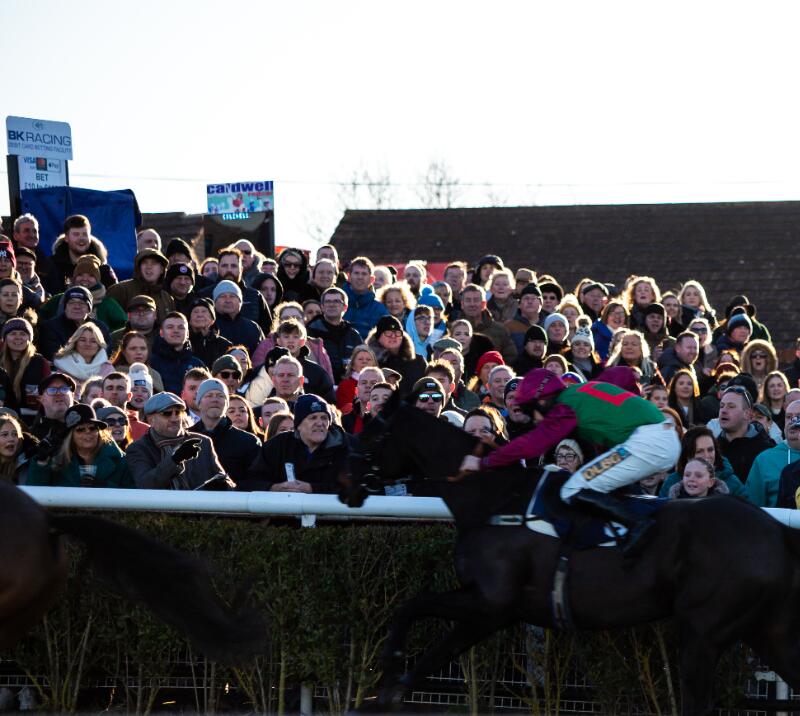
[341, 403, 800, 716]
[1, 481, 265, 663]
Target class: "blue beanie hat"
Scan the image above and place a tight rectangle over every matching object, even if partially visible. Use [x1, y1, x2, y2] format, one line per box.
[213, 280, 243, 301]
[544, 312, 569, 335]
[726, 312, 753, 335]
[196, 378, 229, 405]
[293, 393, 330, 428]
[417, 286, 444, 310]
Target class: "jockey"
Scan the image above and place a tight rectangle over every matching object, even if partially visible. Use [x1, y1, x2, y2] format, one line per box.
[460, 368, 680, 555]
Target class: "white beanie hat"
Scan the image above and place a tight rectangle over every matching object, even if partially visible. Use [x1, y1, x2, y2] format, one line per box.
[572, 327, 595, 349]
[129, 362, 154, 395]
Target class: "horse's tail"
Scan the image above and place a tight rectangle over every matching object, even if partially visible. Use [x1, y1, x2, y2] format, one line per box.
[49, 514, 266, 664]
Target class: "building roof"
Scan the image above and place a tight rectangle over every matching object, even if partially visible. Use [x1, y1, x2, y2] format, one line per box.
[330, 202, 800, 349]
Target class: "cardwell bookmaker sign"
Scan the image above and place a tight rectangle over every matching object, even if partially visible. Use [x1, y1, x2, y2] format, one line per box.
[207, 180, 274, 217]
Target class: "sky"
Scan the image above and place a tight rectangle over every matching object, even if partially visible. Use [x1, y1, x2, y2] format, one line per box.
[3, 0, 800, 250]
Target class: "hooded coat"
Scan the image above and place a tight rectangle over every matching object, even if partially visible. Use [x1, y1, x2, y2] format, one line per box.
[275, 250, 318, 304]
[658, 456, 747, 499]
[307, 316, 364, 383]
[343, 282, 389, 341]
[50, 236, 118, 292]
[148, 335, 205, 393]
[105, 249, 175, 323]
[745, 440, 800, 507]
[367, 331, 427, 397]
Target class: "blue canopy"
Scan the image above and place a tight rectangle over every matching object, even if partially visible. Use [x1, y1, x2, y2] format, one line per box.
[20, 186, 141, 280]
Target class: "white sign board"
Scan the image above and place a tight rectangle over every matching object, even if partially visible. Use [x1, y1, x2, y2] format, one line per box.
[207, 180, 274, 214]
[17, 155, 67, 190]
[6, 116, 73, 160]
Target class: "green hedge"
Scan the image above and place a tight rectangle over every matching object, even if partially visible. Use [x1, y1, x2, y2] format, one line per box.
[1, 514, 754, 715]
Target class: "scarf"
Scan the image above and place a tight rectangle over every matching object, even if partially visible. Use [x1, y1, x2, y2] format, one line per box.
[149, 429, 195, 490]
[53, 349, 111, 382]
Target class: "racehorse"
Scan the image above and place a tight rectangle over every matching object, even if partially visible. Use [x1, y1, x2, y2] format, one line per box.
[341, 402, 800, 716]
[1, 481, 265, 663]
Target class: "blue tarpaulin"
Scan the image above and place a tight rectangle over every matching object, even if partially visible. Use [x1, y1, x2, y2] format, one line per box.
[20, 186, 141, 280]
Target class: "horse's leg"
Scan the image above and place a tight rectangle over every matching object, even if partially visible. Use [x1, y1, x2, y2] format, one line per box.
[378, 614, 513, 709]
[678, 626, 722, 716]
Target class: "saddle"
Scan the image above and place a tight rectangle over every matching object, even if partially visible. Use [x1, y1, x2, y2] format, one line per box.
[489, 468, 667, 550]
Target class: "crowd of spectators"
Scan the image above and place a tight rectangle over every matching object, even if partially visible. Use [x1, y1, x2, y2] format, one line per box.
[3, 209, 800, 509]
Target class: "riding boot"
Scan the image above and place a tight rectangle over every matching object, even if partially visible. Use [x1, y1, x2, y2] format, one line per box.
[570, 489, 655, 558]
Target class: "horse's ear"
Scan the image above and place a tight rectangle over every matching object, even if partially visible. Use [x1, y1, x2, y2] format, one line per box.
[381, 386, 402, 418]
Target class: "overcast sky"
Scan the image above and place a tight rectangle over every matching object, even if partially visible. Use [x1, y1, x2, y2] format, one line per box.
[3, 0, 800, 248]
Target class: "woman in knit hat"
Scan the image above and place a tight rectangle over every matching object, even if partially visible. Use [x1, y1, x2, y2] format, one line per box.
[0, 317, 50, 424]
[466, 350, 504, 400]
[641, 302, 669, 354]
[543, 313, 570, 355]
[365, 315, 427, 397]
[563, 327, 602, 380]
[54, 322, 114, 383]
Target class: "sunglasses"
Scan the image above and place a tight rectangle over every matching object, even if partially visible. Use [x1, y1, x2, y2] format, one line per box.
[159, 408, 185, 417]
[722, 385, 752, 406]
[45, 386, 72, 395]
[104, 417, 129, 426]
[282, 261, 302, 269]
[751, 352, 768, 359]
[218, 370, 241, 379]
[690, 326, 708, 334]
[417, 392, 443, 403]
[74, 425, 99, 434]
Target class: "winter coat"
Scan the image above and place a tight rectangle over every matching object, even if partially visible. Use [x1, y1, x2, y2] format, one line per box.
[3, 354, 50, 424]
[38, 289, 127, 332]
[244, 366, 275, 407]
[745, 440, 800, 507]
[198, 280, 272, 333]
[343, 282, 389, 341]
[295, 345, 336, 404]
[463, 333, 498, 381]
[335, 376, 357, 411]
[657, 347, 694, 384]
[784, 358, 800, 390]
[126, 430, 229, 489]
[252, 334, 334, 382]
[241, 424, 353, 493]
[505, 311, 544, 354]
[27, 441, 133, 488]
[718, 422, 775, 487]
[659, 456, 747, 499]
[214, 313, 264, 356]
[367, 333, 427, 398]
[50, 237, 117, 292]
[37, 314, 112, 361]
[105, 250, 175, 324]
[466, 310, 517, 364]
[148, 336, 205, 393]
[307, 316, 365, 383]
[668, 479, 730, 499]
[189, 328, 233, 370]
[0, 432, 38, 485]
[453, 381, 481, 411]
[487, 296, 519, 323]
[189, 417, 262, 484]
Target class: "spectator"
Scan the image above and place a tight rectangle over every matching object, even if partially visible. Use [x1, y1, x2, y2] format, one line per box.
[271, 355, 305, 409]
[110, 331, 165, 392]
[553, 438, 585, 474]
[164, 262, 196, 317]
[486, 365, 514, 412]
[677, 279, 717, 329]
[716, 386, 775, 482]
[716, 295, 770, 344]
[661, 292, 683, 334]
[242, 394, 351, 493]
[79, 376, 105, 404]
[408, 377, 445, 419]
[425, 360, 463, 416]
[432, 281, 453, 315]
[200, 257, 219, 282]
[402, 261, 427, 299]
[253, 272, 283, 313]
[136, 228, 161, 252]
[372, 265, 393, 291]
[53, 322, 114, 383]
[578, 281, 609, 322]
[470, 255, 503, 291]
[303, 299, 322, 324]
[405, 304, 438, 359]
[741, 340, 777, 395]
[231, 239, 262, 288]
[713, 311, 752, 354]
[543, 354, 570, 377]
[100, 372, 148, 440]
[12, 213, 57, 294]
[625, 276, 661, 331]
[1, 318, 49, 423]
[0, 414, 37, 484]
[752, 403, 782, 444]
[0, 244, 42, 311]
[645, 383, 669, 410]
[227, 394, 263, 438]
[244, 346, 284, 407]
[50, 214, 118, 291]
[307, 286, 363, 383]
[439, 347, 481, 411]
[258, 396, 290, 429]
[746, 400, 800, 507]
[658, 425, 746, 498]
[667, 368, 701, 428]
[228, 345, 255, 393]
[308, 259, 338, 299]
[512, 324, 548, 376]
[127, 392, 231, 490]
[467, 350, 505, 400]
[180, 367, 212, 424]
[760, 370, 790, 431]
[106, 248, 173, 323]
[276, 248, 316, 303]
[366, 315, 426, 397]
[265, 412, 295, 441]
[463, 406, 508, 445]
[96, 404, 133, 451]
[188, 297, 232, 368]
[458, 284, 517, 363]
[443, 261, 467, 311]
[199, 247, 272, 331]
[31, 373, 75, 441]
[38, 285, 111, 361]
[127, 363, 154, 413]
[669, 457, 728, 499]
[211, 355, 243, 396]
[367, 382, 395, 417]
[110, 295, 159, 352]
[14, 246, 46, 306]
[543, 313, 570, 355]
[165, 237, 199, 269]
[558, 294, 585, 341]
[377, 282, 414, 325]
[505, 283, 544, 354]
[538, 279, 563, 316]
[504, 376, 535, 438]
[189, 378, 261, 484]
[657, 330, 699, 384]
[784, 337, 800, 389]
[272, 318, 334, 403]
[341, 366, 384, 434]
[640, 303, 669, 355]
[149, 312, 205, 393]
[27, 404, 132, 488]
[487, 269, 518, 323]
[513, 268, 535, 297]
[564, 328, 602, 381]
[343, 256, 389, 340]
[212, 279, 265, 356]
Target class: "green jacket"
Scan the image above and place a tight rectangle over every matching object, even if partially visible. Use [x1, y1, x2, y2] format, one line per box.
[38, 291, 128, 332]
[659, 456, 747, 499]
[745, 441, 800, 507]
[27, 441, 134, 488]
